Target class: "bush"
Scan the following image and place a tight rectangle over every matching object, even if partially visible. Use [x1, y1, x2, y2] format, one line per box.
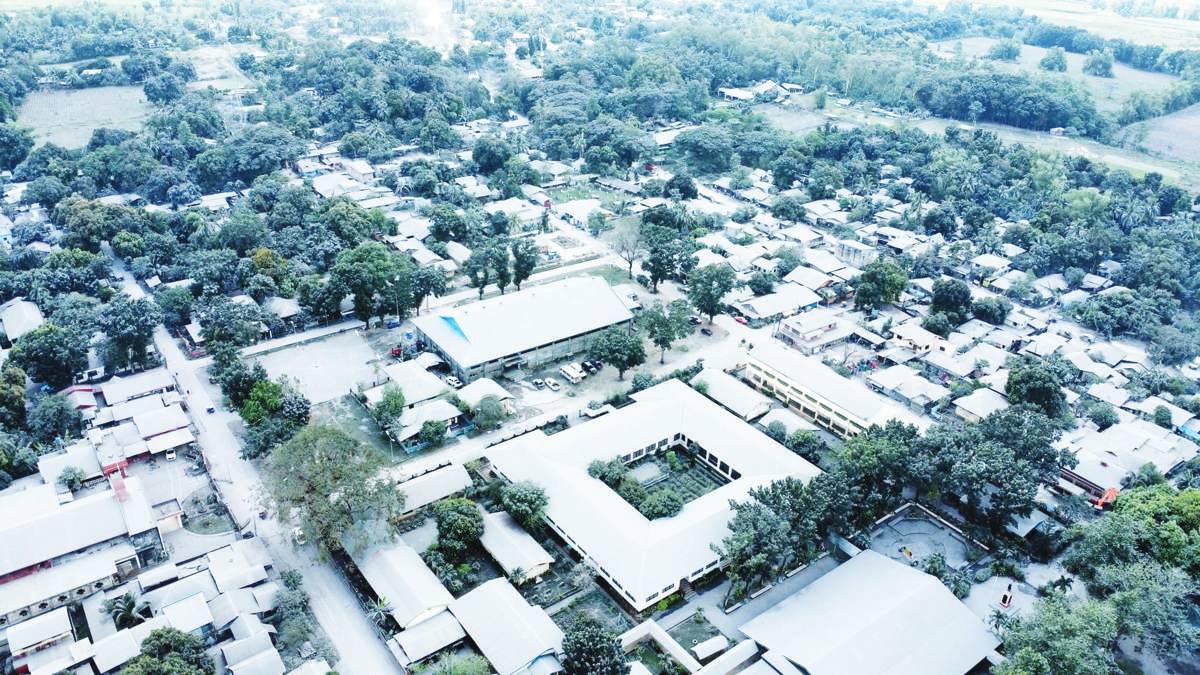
[639, 489, 684, 519]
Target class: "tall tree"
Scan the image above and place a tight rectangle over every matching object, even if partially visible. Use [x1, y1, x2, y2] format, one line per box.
[687, 264, 736, 322]
[510, 238, 539, 290]
[99, 295, 163, 370]
[587, 326, 646, 379]
[266, 426, 405, 553]
[638, 300, 691, 363]
[561, 616, 626, 675]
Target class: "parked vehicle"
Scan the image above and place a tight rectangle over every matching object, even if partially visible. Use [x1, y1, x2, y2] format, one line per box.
[559, 364, 585, 384]
[688, 315, 702, 325]
[206, 406, 216, 414]
[165, 450, 177, 461]
[734, 316, 748, 325]
[701, 328, 713, 336]
[544, 377, 562, 391]
[390, 346, 404, 357]
[445, 375, 463, 388]
[386, 319, 402, 329]
[532, 378, 546, 389]
[292, 527, 307, 545]
[582, 360, 602, 374]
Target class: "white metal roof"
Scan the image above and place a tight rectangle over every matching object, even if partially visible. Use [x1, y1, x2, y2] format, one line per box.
[736, 284, 821, 320]
[349, 539, 453, 629]
[691, 367, 772, 421]
[412, 277, 632, 370]
[0, 543, 132, 618]
[0, 297, 44, 341]
[456, 378, 512, 408]
[395, 463, 472, 514]
[740, 550, 998, 675]
[100, 369, 173, 405]
[4, 606, 71, 654]
[749, 341, 929, 431]
[161, 592, 213, 633]
[0, 477, 155, 577]
[132, 403, 189, 440]
[487, 379, 820, 609]
[480, 511, 554, 579]
[449, 579, 563, 675]
[388, 609, 465, 666]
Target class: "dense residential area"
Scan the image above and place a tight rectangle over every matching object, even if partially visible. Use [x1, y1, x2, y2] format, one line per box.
[1, 0, 1200, 674]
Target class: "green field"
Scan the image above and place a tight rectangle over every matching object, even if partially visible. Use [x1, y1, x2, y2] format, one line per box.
[930, 37, 1180, 114]
[16, 86, 152, 148]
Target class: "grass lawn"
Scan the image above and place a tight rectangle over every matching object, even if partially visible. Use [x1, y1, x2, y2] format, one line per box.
[549, 184, 628, 210]
[587, 264, 632, 287]
[310, 395, 398, 460]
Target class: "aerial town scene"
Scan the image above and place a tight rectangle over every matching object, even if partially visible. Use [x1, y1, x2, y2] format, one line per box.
[1, 0, 1200, 673]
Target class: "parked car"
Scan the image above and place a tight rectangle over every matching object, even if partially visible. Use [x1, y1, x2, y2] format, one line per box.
[544, 377, 561, 391]
[701, 327, 713, 336]
[390, 346, 404, 357]
[386, 319, 402, 329]
[734, 316, 748, 325]
[532, 378, 546, 389]
[445, 375, 463, 388]
[688, 315, 702, 325]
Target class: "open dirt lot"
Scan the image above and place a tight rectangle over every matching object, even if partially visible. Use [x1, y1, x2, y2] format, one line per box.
[175, 44, 258, 91]
[253, 330, 382, 404]
[17, 86, 152, 148]
[930, 37, 1180, 114]
[915, 0, 1200, 49]
[1126, 102, 1200, 162]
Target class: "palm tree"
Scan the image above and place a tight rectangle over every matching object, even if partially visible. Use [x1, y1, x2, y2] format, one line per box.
[366, 596, 393, 628]
[103, 593, 150, 629]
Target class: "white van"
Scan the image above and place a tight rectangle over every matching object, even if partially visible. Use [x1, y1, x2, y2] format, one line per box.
[559, 363, 585, 384]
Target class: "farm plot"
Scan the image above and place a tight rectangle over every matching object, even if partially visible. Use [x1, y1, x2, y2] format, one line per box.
[16, 86, 151, 148]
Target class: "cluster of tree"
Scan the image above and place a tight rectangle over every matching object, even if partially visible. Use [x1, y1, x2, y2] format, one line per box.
[718, 405, 1072, 603]
[588, 456, 684, 519]
[997, 481, 1200, 670]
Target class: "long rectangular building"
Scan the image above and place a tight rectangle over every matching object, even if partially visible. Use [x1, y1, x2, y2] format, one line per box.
[412, 276, 633, 382]
[743, 341, 929, 439]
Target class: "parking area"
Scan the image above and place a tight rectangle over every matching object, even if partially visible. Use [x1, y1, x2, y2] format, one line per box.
[253, 330, 381, 403]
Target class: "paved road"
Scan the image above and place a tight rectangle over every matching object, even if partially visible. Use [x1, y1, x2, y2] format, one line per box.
[108, 252, 403, 675]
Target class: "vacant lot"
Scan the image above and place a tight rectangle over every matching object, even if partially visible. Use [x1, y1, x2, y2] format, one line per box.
[253, 330, 382, 404]
[175, 44, 258, 91]
[931, 37, 1180, 114]
[1127, 103, 1200, 162]
[915, 0, 1200, 49]
[16, 86, 151, 148]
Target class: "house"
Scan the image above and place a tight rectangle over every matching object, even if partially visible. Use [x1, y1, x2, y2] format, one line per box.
[386, 609, 467, 669]
[479, 511, 554, 583]
[456, 378, 513, 410]
[346, 536, 453, 630]
[743, 341, 929, 439]
[953, 388, 1010, 423]
[362, 360, 447, 410]
[867, 366, 950, 414]
[99, 369, 175, 405]
[412, 277, 632, 382]
[488, 379, 819, 612]
[0, 297, 43, 343]
[388, 463, 472, 515]
[1059, 420, 1199, 497]
[740, 550, 998, 675]
[734, 283, 821, 326]
[835, 239, 878, 268]
[450, 579, 563, 675]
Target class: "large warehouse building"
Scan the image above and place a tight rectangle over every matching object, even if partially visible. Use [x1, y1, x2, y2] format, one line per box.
[411, 276, 633, 382]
